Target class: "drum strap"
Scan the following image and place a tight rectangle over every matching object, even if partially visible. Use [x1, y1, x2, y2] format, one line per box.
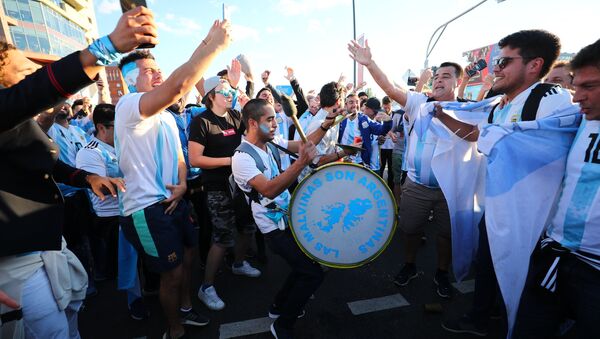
[234, 142, 282, 208]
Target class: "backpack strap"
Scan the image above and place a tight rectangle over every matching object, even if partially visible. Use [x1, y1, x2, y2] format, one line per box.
[266, 142, 283, 174]
[487, 103, 499, 123]
[521, 83, 559, 121]
[233, 142, 281, 207]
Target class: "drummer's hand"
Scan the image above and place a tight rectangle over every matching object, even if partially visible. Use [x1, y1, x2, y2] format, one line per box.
[298, 141, 317, 166]
[345, 141, 363, 155]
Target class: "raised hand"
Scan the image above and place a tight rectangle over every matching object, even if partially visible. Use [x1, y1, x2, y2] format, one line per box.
[108, 6, 158, 53]
[227, 58, 242, 88]
[204, 20, 232, 52]
[348, 39, 373, 67]
[284, 66, 295, 81]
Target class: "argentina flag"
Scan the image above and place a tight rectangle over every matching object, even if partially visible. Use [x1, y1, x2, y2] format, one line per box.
[477, 106, 582, 336]
[414, 97, 501, 281]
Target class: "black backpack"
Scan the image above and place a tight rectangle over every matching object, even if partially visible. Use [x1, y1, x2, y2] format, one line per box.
[487, 83, 560, 123]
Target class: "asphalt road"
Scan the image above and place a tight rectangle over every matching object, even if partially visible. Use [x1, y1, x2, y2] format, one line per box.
[78, 217, 520, 339]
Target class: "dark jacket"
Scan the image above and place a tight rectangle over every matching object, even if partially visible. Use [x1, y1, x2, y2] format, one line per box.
[0, 52, 95, 257]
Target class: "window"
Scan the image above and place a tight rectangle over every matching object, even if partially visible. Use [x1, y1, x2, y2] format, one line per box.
[30, 1, 44, 24]
[9, 26, 27, 50]
[3, 0, 20, 19]
[17, 0, 33, 22]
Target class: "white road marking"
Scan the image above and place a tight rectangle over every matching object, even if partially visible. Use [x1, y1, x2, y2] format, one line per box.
[347, 293, 410, 315]
[219, 316, 273, 338]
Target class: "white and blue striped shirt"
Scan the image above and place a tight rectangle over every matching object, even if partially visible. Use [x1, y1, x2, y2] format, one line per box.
[115, 93, 182, 216]
[48, 123, 89, 197]
[546, 119, 600, 269]
[403, 92, 439, 188]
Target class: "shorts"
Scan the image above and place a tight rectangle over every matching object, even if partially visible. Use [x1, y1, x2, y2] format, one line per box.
[392, 152, 404, 184]
[120, 199, 198, 273]
[206, 190, 256, 248]
[398, 177, 451, 238]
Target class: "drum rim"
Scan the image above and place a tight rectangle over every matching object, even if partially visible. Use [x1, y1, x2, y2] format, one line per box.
[288, 162, 398, 269]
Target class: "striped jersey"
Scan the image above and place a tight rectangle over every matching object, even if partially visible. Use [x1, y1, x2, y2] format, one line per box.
[403, 91, 439, 188]
[48, 123, 89, 197]
[115, 93, 182, 216]
[546, 118, 600, 269]
[76, 137, 120, 217]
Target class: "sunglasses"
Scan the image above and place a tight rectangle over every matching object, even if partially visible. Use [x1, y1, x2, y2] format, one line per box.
[215, 89, 236, 97]
[492, 56, 533, 70]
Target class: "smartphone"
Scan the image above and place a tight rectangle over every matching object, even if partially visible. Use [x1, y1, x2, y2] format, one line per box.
[222, 3, 231, 21]
[407, 77, 418, 86]
[466, 59, 487, 77]
[120, 0, 155, 49]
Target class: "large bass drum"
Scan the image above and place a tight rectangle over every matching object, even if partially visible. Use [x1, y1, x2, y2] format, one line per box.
[289, 163, 397, 268]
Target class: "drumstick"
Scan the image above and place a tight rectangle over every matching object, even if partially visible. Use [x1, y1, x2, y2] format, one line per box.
[331, 111, 356, 127]
[280, 94, 307, 143]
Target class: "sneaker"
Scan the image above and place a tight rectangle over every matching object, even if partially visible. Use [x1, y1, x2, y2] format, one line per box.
[162, 331, 189, 339]
[268, 304, 306, 319]
[129, 298, 150, 320]
[270, 321, 293, 339]
[434, 270, 453, 298]
[393, 264, 419, 286]
[180, 308, 209, 326]
[197, 286, 225, 311]
[441, 314, 488, 337]
[232, 261, 261, 278]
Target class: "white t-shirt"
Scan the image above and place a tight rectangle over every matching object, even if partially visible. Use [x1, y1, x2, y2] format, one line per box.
[546, 119, 600, 260]
[299, 108, 339, 180]
[403, 91, 440, 187]
[115, 93, 182, 216]
[341, 116, 362, 164]
[490, 82, 573, 124]
[76, 137, 120, 217]
[232, 140, 290, 234]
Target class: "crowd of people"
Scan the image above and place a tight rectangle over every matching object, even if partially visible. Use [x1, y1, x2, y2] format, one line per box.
[1, 5, 599, 339]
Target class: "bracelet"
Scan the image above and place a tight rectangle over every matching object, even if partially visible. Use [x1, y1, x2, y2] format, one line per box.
[88, 35, 121, 66]
[202, 39, 208, 46]
[324, 115, 335, 120]
[320, 124, 329, 132]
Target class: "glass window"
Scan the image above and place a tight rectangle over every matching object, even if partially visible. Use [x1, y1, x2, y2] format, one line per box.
[9, 26, 27, 50]
[25, 29, 41, 53]
[36, 30, 51, 54]
[17, 0, 32, 22]
[30, 1, 44, 24]
[3, 0, 20, 19]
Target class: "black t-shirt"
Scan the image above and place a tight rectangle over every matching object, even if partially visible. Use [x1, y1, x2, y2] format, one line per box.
[189, 108, 245, 189]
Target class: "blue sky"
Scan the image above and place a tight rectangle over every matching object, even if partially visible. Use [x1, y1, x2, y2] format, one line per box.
[94, 0, 599, 97]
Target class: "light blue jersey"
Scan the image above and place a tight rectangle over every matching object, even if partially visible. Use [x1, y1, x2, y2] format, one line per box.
[403, 92, 439, 188]
[546, 119, 600, 267]
[48, 123, 89, 197]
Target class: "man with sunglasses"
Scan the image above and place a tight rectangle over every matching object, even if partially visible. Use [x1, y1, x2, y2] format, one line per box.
[436, 30, 575, 336]
[348, 39, 466, 299]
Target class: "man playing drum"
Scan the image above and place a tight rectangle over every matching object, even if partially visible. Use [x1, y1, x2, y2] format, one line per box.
[232, 98, 338, 339]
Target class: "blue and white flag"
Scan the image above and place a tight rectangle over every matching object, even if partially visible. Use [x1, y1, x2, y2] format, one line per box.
[415, 97, 501, 281]
[477, 106, 582, 336]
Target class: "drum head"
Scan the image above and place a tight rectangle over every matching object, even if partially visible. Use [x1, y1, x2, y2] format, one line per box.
[289, 163, 397, 268]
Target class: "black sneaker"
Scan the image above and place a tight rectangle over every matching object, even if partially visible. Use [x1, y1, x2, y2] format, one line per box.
[270, 321, 293, 339]
[393, 264, 419, 286]
[129, 298, 150, 320]
[180, 308, 210, 327]
[268, 304, 306, 319]
[434, 270, 453, 298]
[441, 314, 488, 337]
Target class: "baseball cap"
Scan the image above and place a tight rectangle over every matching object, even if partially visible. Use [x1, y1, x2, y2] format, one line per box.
[365, 97, 383, 112]
[203, 76, 223, 94]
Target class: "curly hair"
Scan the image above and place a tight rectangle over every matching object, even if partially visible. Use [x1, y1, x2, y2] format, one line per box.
[0, 41, 16, 81]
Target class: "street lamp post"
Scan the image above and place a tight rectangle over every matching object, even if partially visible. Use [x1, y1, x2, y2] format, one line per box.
[424, 0, 505, 68]
[352, 0, 357, 85]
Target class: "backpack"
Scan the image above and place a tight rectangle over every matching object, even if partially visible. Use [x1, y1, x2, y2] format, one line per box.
[229, 142, 282, 208]
[487, 83, 560, 123]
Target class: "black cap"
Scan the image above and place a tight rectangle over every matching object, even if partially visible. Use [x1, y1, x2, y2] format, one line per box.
[365, 97, 383, 112]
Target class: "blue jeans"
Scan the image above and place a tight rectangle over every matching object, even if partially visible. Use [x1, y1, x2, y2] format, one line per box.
[264, 229, 324, 329]
[513, 247, 600, 338]
[22, 267, 81, 339]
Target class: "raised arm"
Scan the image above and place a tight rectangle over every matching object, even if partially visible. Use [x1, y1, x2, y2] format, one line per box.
[285, 67, 308, 116]
[348, 39, 408, 107]
[138, 20, 231, 118]
[416, 68, 433, 93]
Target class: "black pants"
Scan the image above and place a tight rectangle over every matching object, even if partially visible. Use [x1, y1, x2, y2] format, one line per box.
[90, 215, 119, 279]
[513, 247, 600, 338]
[468, 215, 503, 328]
[186, 177, 212, 262]
[378, 149, 394, 188]
[264, 229, 324, 329]
[63, 191, 95, 287]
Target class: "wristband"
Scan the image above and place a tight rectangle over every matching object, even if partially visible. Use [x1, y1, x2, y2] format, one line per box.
[88, 35, 121, 66]
[320, 124, 329, 132]
[324, 115, 336, 120]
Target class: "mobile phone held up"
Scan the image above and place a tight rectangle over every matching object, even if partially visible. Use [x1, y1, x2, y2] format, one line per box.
[120, 0, 154, 49]
[466, 59, 487, 77]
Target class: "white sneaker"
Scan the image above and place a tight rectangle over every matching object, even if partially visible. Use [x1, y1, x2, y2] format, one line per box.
[232, 261, 261, 277]
[197, 286, 225, 311]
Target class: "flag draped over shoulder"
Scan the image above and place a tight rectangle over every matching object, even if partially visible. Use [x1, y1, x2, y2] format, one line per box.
[414, 97, 501, 281]
[477, 107, 582, 336]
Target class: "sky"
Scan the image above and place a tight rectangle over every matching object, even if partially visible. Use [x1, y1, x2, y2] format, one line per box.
[94, 0, 599, 97]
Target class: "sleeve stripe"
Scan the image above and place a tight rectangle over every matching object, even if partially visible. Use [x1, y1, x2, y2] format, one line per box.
[47, 63, 74, 98]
